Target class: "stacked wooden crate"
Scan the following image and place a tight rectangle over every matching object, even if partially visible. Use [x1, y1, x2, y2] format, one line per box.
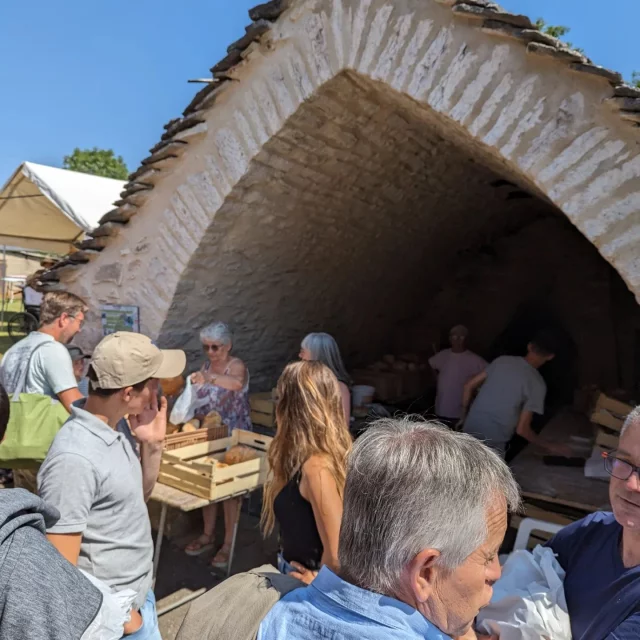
[250, 391, 277, 429]
[590, 393, 633, 451]
[158, 430, 272, 500]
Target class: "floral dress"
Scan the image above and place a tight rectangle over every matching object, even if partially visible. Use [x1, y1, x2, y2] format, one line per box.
[194, 358, 252, 434]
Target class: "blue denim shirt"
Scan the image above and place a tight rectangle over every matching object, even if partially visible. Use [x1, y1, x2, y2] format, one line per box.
[258, 567, 452, 640]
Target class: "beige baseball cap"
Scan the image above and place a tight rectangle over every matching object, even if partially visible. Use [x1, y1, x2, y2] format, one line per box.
[91, 332, 186, 389]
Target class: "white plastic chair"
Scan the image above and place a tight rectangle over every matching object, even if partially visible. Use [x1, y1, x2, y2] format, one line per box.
[513, 517, 563, 551]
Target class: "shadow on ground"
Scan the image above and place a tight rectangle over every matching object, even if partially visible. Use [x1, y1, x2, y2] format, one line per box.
[156, 511, 278, 640]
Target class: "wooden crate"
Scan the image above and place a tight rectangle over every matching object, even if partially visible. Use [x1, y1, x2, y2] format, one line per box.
[250, 392, 276, 428]
[595, 427, 619, 451]
[159, 429, 272, 500]
[591, 392, 633, 432]
[164, 425, 228, 451]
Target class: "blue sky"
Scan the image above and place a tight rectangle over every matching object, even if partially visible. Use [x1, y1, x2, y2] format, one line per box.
[0, 0, 636, 183]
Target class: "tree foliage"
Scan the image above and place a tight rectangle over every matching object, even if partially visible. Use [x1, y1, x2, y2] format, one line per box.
[63, 147, 129, 180]
[535, 18, 583, 53]
[632, 71, 640, 89]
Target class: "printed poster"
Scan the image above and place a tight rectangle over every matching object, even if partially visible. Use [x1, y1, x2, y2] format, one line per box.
[100, 304, 140, 336]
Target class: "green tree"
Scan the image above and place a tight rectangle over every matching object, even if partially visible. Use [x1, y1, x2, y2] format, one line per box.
[632, 71, 640, 88]
[535, 18, 583, 53]
[63, 147, 129, 180]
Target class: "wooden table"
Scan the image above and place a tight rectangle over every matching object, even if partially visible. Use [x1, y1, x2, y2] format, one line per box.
[509, 410, 611, 525]
[150, 481, 261, 616]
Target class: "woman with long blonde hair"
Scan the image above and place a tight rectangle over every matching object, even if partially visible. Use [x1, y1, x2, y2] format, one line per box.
[262, 360, 352, 584]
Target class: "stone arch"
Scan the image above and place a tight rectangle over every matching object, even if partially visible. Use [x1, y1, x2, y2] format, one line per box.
[59, 0, 640, 384]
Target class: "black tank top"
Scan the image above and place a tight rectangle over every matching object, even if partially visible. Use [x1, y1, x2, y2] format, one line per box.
[273, 471, 323, 570]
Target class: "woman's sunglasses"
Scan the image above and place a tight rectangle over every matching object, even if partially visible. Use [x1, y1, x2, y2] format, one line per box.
[202, 344, 222, 352]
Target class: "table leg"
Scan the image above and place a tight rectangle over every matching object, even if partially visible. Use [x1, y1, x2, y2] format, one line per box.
[226, 497, 243, 578]
[153, 502, 168, 584]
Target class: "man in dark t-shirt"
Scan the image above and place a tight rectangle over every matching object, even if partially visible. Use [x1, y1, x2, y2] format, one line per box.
[546, 406, 640, 639]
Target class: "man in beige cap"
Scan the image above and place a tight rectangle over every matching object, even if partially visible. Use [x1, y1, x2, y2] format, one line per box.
[38, 332, 186, 640]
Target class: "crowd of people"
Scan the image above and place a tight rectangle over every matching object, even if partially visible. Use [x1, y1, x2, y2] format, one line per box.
[0, 291, 639, 639]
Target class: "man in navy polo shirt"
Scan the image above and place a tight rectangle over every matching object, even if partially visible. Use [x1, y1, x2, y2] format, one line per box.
[546, 405, 640, 639]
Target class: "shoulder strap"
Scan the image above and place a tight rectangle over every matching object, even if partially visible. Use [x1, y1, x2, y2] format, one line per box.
[175, 564, 303, 640]
[224, 358, 240, 375]
[12, 340, 50, 401]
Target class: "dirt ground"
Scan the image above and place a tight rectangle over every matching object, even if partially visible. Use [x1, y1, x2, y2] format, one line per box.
[155, 510, 277, 639]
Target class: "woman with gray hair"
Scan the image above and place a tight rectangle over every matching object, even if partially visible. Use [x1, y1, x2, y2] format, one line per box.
[185, 321, 251, 568]
[300, 333, 351, 425]
[259, 417, 519, 640]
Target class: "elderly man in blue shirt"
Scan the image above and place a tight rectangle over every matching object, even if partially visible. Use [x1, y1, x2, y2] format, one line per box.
[258, 417, 520, 640]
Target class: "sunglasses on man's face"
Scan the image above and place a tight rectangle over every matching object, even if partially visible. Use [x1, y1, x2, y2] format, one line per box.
[202, 343, 222, 352]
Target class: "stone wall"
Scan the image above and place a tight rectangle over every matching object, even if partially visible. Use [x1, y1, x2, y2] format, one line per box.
[158, 73, 559, 387]
[396, 217, 640, 391]
[59, 0, 640, 389]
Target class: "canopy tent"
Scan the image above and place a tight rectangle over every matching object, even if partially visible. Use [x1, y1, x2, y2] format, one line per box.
[0, 162, 125, 253]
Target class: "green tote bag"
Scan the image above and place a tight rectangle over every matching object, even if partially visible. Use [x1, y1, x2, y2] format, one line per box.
[0, 343, 70, 469]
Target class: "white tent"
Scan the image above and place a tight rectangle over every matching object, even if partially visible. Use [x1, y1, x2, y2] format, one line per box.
[0, 162, 126, 253]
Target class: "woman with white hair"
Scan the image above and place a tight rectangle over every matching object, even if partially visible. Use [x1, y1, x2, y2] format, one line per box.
[184, 321, 251, 567]
[300, 333, 351, 425]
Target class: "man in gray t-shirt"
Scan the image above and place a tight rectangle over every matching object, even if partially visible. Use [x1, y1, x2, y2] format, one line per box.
[39, 332, 186, 639]
[461, 332, 566, 457]
[0, 291, 87, 491]
[1, 291, 87, 408]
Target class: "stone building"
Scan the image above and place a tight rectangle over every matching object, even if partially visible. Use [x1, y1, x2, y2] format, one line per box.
[43, 0, 640, 392]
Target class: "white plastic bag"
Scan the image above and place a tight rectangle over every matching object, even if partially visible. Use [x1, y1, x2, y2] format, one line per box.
[79, 571, 137, 640]
[170, 376, 197, 424]
[476, 546, 571, 640]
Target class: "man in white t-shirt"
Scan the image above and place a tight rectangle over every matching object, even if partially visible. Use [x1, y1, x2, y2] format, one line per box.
[429, 325, 487, 428]
[0, 291, 87, 491]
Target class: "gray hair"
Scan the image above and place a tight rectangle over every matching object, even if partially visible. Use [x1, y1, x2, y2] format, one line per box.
[621, 406, 640, 438]
[301, 333, 351, 385]
[339, 417, 521, 596]
[200, 321, 233, 346]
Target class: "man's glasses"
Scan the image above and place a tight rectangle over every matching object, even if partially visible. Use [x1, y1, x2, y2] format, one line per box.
[68, 315, 84, 329]
[602, 451, 640, 481]
[202, 344, 222, 352]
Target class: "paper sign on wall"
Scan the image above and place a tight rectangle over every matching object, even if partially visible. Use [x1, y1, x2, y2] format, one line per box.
[100, 304, 140, 336]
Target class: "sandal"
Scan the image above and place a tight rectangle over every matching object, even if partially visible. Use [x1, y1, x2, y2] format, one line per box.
[211, 543, 232, 568]
[184, 533, 215, 557]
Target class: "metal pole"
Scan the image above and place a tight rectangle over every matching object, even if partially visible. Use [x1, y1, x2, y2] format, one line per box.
[0, 245, 6, 329]
[152, 502, 168, 585]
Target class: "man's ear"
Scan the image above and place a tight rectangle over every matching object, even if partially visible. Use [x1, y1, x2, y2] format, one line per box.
[121, 386, 135, 402]
[408, 548, 441, 603]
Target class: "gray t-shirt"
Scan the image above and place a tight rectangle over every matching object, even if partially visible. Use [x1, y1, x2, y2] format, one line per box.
[463, 355, 546, 454]
[0, 332, 77, 398]
[37, 403, 153, 609]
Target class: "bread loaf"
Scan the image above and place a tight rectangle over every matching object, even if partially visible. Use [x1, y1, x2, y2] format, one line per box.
[201, 411, 222, 430]
[160, 375, 185, 397]
[166, 422, 181, 435]
[181, 418, 201, 433]
[224, 445, 259, 465]
[202, 456, 228, 468]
